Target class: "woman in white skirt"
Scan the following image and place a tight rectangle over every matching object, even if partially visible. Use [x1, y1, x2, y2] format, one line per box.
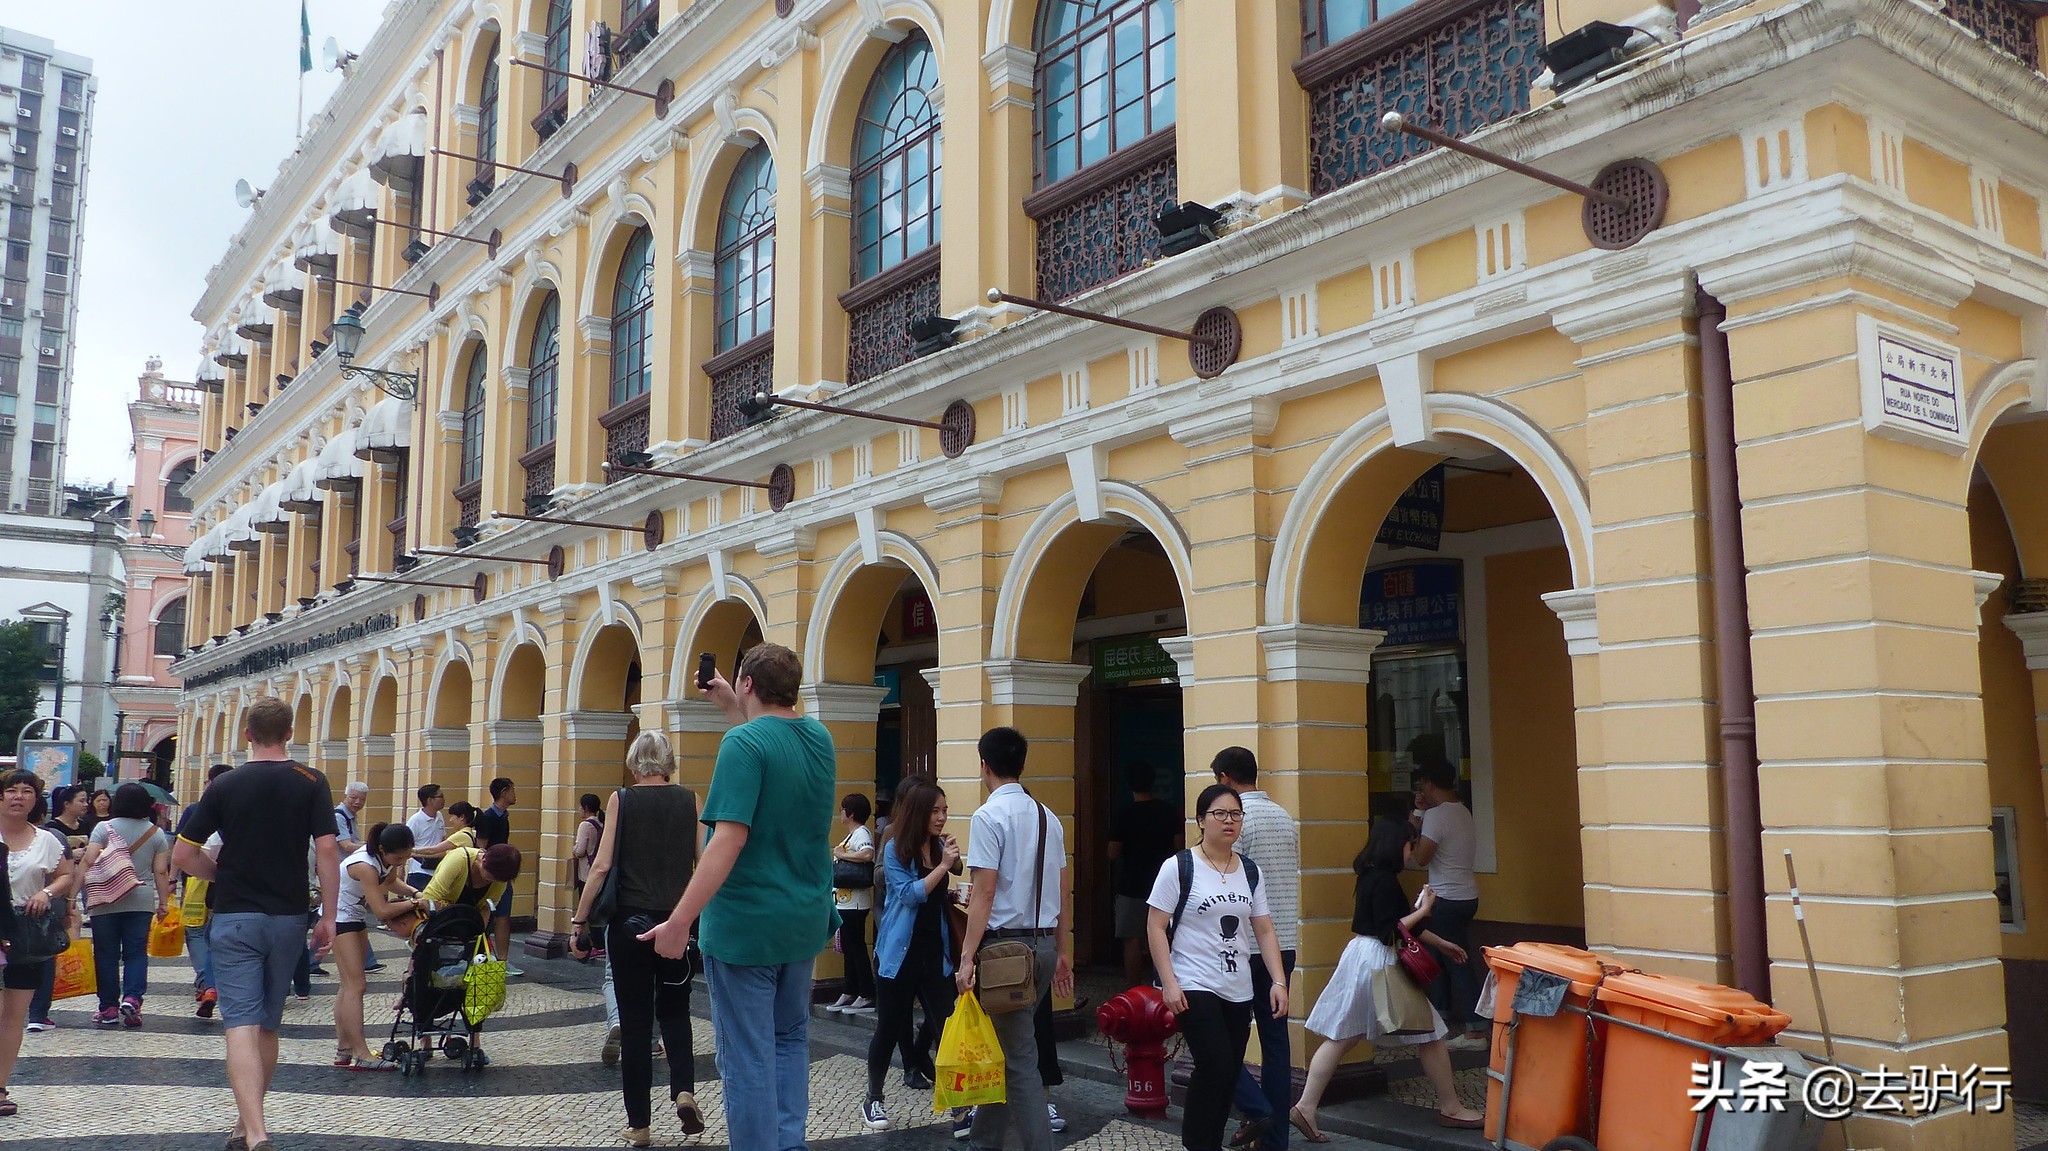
[1290, 818, 1483, 1138]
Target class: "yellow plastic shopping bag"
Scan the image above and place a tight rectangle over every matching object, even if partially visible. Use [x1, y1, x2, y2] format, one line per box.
[933, 992, 1006, 1112]
[51, 939, 95, 1001]
[148, 906, 186, 959]
[180, 878, 211, 928]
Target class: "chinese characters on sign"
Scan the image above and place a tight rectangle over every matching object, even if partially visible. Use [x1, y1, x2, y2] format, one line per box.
[1092, 635, 1179, 686]
[1688, 1060, 2012, 1118]
[1358, 561, 1463, 647]
[1858, 317, 1966, 452]
[1375, 463, 1446, 551]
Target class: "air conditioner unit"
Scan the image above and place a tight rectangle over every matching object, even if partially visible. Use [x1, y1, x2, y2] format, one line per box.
[35, 197, 47, 206]
[12, 108, 27, 119]
[52, 163, 64, 174]
[0, 417, 15, 429]
[28, 308, 42, 317]
[58, 127, 74, 138]
[37, 346, 54, 355]
[10, 145, 25, 155]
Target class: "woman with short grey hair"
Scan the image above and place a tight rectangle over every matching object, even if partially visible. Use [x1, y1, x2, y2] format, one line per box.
[570, 731, 704, 1147]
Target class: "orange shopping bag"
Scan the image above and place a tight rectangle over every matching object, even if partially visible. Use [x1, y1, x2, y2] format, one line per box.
[51, 939, 95, 1000]
[148, 906, 185, 959]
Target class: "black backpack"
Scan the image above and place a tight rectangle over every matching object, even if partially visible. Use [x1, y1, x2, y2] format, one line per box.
[1166, 848, 1262, 944]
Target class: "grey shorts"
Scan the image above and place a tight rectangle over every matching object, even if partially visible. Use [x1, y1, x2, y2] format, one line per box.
[211, 913, 306, 1031]
[1114, 894, 1152, 939]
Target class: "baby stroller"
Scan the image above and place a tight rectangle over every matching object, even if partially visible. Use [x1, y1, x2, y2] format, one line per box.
[382, 904, 491, 1075]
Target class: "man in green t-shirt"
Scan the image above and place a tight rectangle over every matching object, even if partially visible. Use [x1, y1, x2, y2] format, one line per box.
[639, 642, 836, 1151]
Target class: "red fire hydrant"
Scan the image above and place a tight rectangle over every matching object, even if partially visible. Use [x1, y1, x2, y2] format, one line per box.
[1097, 985, 1179, 1118]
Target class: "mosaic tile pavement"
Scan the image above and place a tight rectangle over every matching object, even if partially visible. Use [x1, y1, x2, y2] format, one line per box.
[6, 937, 1403, 1151]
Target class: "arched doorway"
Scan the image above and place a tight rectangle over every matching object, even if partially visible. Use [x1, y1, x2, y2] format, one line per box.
[491, 640, 548, 929]
[809, 540, 945, 812]
[996, 490, 1194, 974]
[424, 654, 474, 820]
[1970, 413, 2048, 1103]
[674, 590, 765, 792]
[365, 674, 400, 821]
[150, 737, 176, 790]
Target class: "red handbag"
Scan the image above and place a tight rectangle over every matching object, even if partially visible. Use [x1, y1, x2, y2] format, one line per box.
[1396, 922, 1442, 987]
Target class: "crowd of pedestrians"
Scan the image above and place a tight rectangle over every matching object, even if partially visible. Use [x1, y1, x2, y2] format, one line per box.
[0, 636, 1496, 1149]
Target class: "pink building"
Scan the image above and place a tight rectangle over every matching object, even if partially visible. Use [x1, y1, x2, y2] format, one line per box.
[113, 359, 200, 784]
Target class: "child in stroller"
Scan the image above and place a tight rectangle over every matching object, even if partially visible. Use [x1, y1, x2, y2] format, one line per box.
[385, 844, 522, 1075]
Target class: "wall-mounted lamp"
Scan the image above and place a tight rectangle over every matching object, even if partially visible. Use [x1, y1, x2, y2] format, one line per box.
[329, 302, 422, 402]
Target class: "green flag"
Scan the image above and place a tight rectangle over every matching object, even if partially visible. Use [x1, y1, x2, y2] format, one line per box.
[300, 0, 313, 74]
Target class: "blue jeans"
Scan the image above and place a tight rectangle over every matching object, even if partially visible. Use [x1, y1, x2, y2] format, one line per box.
[1232, 949, 1296, 1151]
[92, 910, 153, 1009]
[187, 922, 215, 992]
[29, 956, 54, 1021]
[706, 955, 814, 1151]
[1426, 898, 1481, 1034]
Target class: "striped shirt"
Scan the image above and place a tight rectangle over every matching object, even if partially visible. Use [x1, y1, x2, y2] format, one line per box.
[1233, 790, 1300, 950]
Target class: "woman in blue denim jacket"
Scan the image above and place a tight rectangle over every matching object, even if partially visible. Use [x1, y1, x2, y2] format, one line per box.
[859, 777, 961, 1132]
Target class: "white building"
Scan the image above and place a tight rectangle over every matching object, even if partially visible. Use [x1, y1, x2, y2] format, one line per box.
[0, 506, 122, 760]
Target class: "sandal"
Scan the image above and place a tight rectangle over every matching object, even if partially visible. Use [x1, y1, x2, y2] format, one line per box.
[345, 1056, 398, 1072]
[1288, 1107, 1330, 1144]
[0, 1089, 16, 1118]
[1230, 1117, 1267, 1150]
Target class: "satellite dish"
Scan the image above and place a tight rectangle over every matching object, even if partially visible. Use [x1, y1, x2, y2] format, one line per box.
[234, 178, 264, 208]
[322, 36, 357, 73]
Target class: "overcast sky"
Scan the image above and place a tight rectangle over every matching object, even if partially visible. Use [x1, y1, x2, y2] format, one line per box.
[0, 1, 390, 489]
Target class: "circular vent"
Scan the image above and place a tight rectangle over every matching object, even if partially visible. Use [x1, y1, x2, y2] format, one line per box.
[940, 398, 977, 459]
[547, 545, 566, 582]
[1581, 159, 1669, 251]
[642, 510, 666, 550]
[768, 464, 796, 513]
[1189, 307, 1243, 380]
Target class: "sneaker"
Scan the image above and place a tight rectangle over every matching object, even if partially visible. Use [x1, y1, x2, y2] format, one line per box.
[601, 1025, 622, 1068]
[307, 966, 329, 977]
[23, 1020, 52, 1033]
[92, 1007, 121, 1026]
[952, 1108, 975, 1140]
[1047, 1103, 1066, 1133]
[506, 965, 525, 978]
[862, 1099, 891, 1132]
[829, 994, 856, 1011]
[1445, 1032, 1490, 1052]
[197, 989, 218, 1020]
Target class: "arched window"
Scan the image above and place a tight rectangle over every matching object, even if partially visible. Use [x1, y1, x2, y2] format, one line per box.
[469, 35, 500, 204]
[535, 0, 572, 140]
[852, 31, 941, 282]
[163, 458, 197, 514]
[715, 144, 776, 352]
[1034, 0, 1176, 186]
[526, 293, 560, 450]
[459, 346, 488, 485]
[154, 598, 186, 658]
[609, 229, 654, 406]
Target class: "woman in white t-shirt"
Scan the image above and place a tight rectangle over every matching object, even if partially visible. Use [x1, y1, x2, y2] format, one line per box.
[331, 823, 423, 1071]
[828, 793, 876, 1013]
[1, 768, 74, 1119]
[1147, 784, 1288, 1151]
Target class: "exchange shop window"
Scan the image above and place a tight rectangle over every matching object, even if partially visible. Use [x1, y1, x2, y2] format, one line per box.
[1363, 560, 1471, 825]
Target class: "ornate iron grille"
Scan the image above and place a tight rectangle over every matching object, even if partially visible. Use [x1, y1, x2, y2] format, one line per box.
[601, 395, 651, 479]
[523, 451, 555, 506]
[845, 254, 941, 385]
[1029, 144, 1178, 301]
[1946, 0, 2042, 69]
[707, 337, 773, 441]
[1301, 0, 1544, 197]
[456, 482, 481, 531]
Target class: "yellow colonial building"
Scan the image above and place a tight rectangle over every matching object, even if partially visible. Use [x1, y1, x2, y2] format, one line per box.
[172, 0, 2048, 1143]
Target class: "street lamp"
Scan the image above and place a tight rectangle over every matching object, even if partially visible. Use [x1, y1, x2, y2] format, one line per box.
[330, 302, 421, 402]
[128, 509, 187, 560]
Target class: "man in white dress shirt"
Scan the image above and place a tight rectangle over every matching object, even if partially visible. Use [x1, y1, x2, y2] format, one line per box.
[956, 727, 1071, 1151]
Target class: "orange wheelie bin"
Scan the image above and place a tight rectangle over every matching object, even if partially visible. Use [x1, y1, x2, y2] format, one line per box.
[1482, 943, 1614, 1147]
[1591, 972, 1791, 1151]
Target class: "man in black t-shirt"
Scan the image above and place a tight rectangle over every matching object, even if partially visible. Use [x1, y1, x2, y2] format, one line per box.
[1107, 766, 1183, 987]
[173, 697, 338, 1151]
[474, 777, 521, 976]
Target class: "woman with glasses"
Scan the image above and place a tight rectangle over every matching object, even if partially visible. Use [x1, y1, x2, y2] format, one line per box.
[1146, 784, 1288, 1151]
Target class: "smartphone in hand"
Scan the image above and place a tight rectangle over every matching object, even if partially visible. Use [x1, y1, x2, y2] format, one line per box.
[696, 652, 717, 691]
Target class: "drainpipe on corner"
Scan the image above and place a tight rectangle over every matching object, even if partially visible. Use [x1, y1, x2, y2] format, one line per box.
[1697, 285, 1770, 1000]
